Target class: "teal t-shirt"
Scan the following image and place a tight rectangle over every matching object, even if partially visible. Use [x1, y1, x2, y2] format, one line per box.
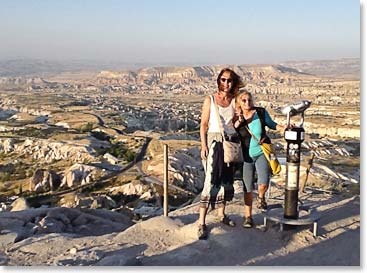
[248, 111, 277, 158]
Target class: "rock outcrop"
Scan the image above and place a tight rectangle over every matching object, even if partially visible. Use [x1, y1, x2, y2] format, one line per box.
[0, 138, 15, 153]
[59, 193, 117, 210]
[60, 163, 101, 188]
[10, 198, 30, 212]
[169, 147, 204, 193]
[0, 207, 133, 243]
[29, 169, 61, 192]
[0, 138, 96, 163]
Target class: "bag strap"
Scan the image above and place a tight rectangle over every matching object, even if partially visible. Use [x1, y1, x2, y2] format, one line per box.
[255, 107, 267, 140]
[211, 95, 226, 140]
[245, 123, 269, 145]
[245, 108, 269, 144]
[244, 125, 261, 144]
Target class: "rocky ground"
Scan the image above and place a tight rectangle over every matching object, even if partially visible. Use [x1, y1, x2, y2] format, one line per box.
[0, 178, 360, 266]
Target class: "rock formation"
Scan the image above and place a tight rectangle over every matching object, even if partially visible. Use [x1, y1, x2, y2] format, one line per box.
[60, 163, 101, 188]
[29, 169, 61, 192]
[0, 138, 96, 163]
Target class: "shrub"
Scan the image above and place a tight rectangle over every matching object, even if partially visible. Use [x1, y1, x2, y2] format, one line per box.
[0, 173, 12, 182]
[80, 122, 94, 133]
[124, 150, 136, 162]
[91, 131, 110, 141]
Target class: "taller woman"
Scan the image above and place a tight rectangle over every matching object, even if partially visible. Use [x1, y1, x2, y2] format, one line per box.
[198, 68, 242, 240]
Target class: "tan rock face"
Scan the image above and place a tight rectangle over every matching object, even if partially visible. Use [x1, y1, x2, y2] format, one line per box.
[29, 169, 61, 192]
[108, 180, 150, 197]
[0, 138, 15, 153]
[169, 147, 204, 192]
[94, 64, 320, 88]
[0, 138, 95, 163]
[10, 197, 30, 212]
[60, 163, 100, 188]
[0, 207, 134, 245]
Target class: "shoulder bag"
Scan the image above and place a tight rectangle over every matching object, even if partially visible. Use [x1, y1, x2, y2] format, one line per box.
[245, 124, 281, 176]
[211, 95, 244, 164]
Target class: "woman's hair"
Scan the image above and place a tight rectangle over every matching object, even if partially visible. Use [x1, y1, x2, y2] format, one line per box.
[235, 89, 255, 112]
[216, 68, 241, 95]
[235, 89, 253, 103]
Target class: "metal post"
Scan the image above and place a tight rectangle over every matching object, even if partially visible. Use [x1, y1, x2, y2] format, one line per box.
[163, 144, 169, 217]
[284, 126, 304, 219]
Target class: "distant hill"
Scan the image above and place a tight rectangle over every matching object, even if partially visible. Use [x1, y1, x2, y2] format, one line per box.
[281, 58, 359, 79]
[0, 59, 158, 77]
[0, 58, 360, 80]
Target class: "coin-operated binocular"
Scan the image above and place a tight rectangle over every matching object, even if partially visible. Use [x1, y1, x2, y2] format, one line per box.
[281, 100, 311, 219]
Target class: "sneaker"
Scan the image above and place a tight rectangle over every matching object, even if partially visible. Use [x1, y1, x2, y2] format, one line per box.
[198, 224, 208, 240]
[218, 215, 236, 227]
[243, 217, 254, 228]
[257, 197, 268, 212]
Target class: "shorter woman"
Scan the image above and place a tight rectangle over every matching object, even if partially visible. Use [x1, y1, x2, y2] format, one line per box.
[233, 90, 285, 228]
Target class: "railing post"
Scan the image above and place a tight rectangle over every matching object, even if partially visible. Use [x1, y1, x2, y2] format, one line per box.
[163, 144, 169, 217]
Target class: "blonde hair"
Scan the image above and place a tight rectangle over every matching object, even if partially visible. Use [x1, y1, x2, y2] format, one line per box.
[235, 89, 254, 111]
[235, 89, 253, 103]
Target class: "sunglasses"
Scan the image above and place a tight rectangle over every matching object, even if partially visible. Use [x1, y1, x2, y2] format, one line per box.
[220, 77, 232, 83]
[241, 98, 252, 103]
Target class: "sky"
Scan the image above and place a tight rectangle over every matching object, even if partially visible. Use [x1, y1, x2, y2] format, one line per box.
[0, 0, 361, 66]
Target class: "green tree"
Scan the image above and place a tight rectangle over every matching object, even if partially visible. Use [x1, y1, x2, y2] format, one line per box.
[80, 122, 94, 133]
[124, 150, 136, 162]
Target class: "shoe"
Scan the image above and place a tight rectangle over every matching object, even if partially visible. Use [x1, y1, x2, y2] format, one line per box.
[257, 197, 268, 212]
[243, 217, 254, 228]
[218, 215, 236, 227]
[198, 224, 208, 240]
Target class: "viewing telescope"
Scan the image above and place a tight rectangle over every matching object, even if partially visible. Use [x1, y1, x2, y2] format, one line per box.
[281, 100, 311, 127]
[282, 100, 311, 219]
[263, 99, 320, 236]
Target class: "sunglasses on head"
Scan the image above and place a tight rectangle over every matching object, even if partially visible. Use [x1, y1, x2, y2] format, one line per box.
[220, 77, 232, 83]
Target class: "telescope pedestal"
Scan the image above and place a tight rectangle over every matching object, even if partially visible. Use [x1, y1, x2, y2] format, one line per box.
[263, 204, 320, 237]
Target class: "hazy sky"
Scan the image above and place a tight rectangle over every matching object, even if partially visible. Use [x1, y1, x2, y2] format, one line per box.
[0, 0, 360, 65]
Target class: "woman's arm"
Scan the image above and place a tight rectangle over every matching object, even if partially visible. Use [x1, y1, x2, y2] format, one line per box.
[233, 112, 244, 129]
[264, 109, 288, 131]
[276, 123, 286, 131]
[232, 103, 243, 129]
[200, 96, 211, 160]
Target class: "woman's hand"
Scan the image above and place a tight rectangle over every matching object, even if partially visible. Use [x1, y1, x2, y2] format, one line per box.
[288, 123, 296, 129]
[234, 109, 243, 128]
[201, 144, 208, 160]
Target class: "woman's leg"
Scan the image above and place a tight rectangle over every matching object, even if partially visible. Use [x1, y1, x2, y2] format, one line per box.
[243, 191, 254, 228]
[244, 192, 253, 218]
[198, 136, 214, 226]
[217, 203, 225, 218]
[243, 161, 255, 218]
[198, 205, 209, 239]
[199, 206, 208, 226]
[258, 184, 268, 199]
[255, 154, 271, 210]
[217, 162, 235, 221]
[216, 202, 235, 226]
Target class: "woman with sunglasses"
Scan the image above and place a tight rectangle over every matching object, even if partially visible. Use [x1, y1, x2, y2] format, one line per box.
[233, 90, 285, 228]
[198, 68, 243, 240]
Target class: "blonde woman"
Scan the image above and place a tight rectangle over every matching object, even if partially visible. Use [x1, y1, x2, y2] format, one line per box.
[233, 90, 285, 228]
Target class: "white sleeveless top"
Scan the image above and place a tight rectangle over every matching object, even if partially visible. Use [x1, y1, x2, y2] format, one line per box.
[208, 95, 236, 135]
